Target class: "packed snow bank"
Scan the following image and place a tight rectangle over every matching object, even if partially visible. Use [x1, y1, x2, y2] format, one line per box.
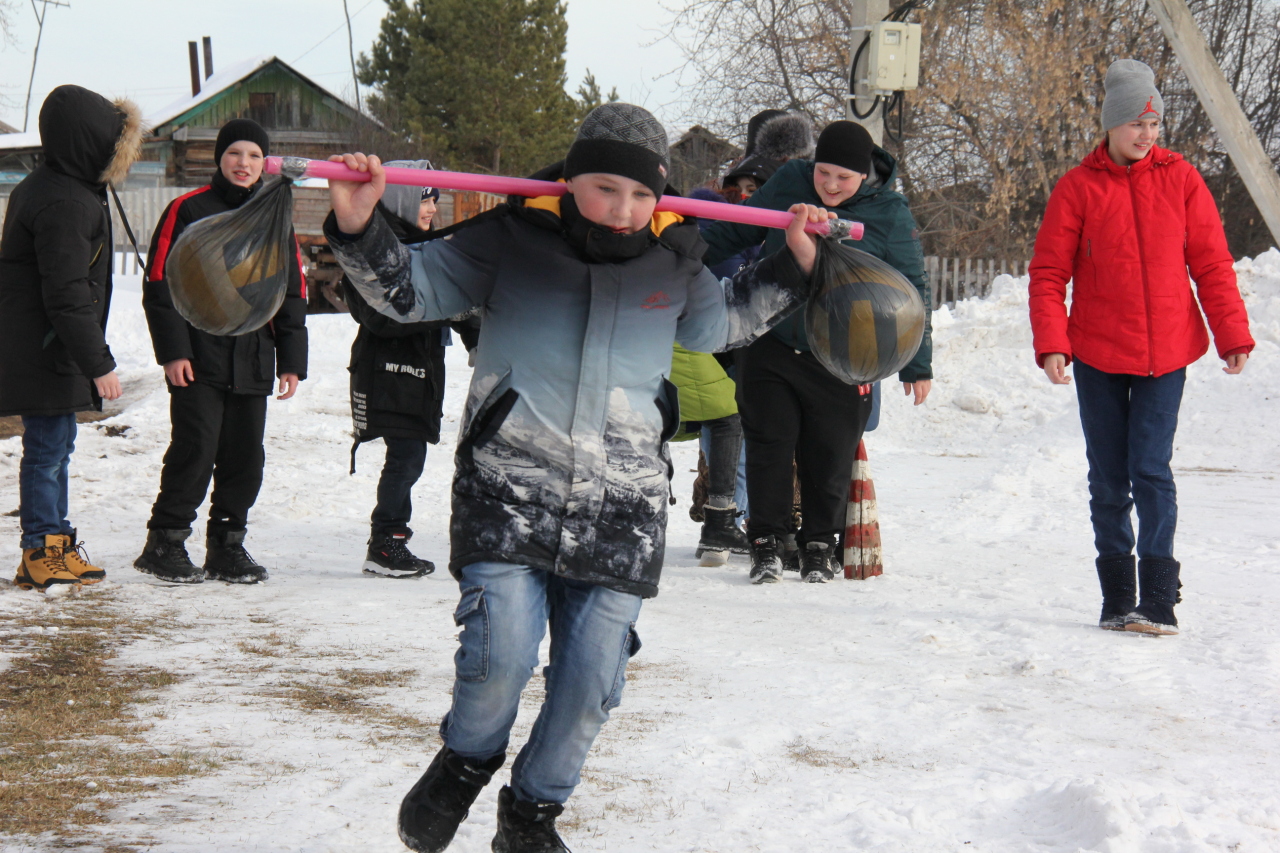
[1, 253, 1277, 852]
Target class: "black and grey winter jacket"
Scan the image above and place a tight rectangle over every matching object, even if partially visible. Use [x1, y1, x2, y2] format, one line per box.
[325, 174, 811, 598]
[0, 86, 144, 416]
[143, 170, 308, 396]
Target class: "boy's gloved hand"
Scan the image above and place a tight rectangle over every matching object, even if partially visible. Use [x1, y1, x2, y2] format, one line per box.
[328, 153, 387, 236]
[784, 203, 835, 276]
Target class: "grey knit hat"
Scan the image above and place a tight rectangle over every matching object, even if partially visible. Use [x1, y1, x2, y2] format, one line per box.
[381, 159, 437, 225]
[564, 103, 670, 196]
[1101, 59, 1164, 131]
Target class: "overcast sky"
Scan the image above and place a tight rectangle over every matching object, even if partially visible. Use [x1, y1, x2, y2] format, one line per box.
[0, 0, 688, 134]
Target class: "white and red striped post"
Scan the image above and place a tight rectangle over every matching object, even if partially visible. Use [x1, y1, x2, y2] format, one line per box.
[843, 440, 883, 579]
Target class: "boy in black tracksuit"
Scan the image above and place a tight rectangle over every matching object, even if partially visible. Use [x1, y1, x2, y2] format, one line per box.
[134, 119, 308, 584]
[345, 159, 477, 577]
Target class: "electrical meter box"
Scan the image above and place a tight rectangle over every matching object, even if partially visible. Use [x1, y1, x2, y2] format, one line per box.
[866, 21, 922, 93]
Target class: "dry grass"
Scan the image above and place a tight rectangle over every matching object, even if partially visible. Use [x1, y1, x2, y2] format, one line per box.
[786, 736, 862, 769]
[257, 667, 432, 737]
[0, 594, 220, 849]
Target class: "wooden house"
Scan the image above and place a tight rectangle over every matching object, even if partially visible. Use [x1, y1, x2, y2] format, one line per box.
[144, 56, 366, 186]
[669, 125, 741, 194]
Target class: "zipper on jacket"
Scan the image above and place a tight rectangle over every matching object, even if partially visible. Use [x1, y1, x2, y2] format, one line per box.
[1087, 238, 1091, 258]
[1127, 165, 1157, 376]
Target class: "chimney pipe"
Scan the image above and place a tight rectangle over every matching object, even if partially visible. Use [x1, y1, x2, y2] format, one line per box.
[188, 41, 201, 96]
[202, 36, 214, 80]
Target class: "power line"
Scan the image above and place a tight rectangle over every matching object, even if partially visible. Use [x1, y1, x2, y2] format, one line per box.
[292, 0, 377, 65]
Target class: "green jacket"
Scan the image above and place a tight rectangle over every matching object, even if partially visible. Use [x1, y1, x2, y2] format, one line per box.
[703, 151, 933, 381]
[670, 343, 736, 440]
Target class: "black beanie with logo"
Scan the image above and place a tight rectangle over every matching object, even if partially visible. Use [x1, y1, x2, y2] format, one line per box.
[214, 118, 271, 164]
[813, 120, 875, 176]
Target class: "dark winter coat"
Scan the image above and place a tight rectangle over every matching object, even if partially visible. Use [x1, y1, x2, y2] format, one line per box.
[1029, 143, 1254, 376]
[0, 86, 144, 416]
[326, 173, 812, 598]
[343, 204, 453, 454]
[703, 151, 934, 382]
[143, 170, 308, 395]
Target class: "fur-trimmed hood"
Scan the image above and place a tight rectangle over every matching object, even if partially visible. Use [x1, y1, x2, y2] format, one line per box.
[754, 112, 815, 162]
[38, 85, 145, 187]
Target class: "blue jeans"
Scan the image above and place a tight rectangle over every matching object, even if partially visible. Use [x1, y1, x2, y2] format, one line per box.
[19, 414, 77, 549]
[1074, 360, 1185, 561]
[371, 437, 427, 533]
[441, 562, 643, 805]
[699, 426, 749, 516]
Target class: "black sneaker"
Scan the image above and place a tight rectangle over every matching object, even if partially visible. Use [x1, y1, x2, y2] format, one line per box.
[204, 529, 268, 584]
[748, 535, 783, 584]
[491, 785, 569, 853]
[134, 529, 204, 584]
[364, 529, 435, 578]
[801, 540, 838, 583]
[399, 747, 505, 853]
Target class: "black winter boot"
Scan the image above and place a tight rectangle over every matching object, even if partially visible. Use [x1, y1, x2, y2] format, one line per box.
[1125, 557, 1181, 635]
[134, 529, 204, 584]
[1096, 555, 1137, 630]
[204, 529, 268, 584]
[364, 528, 435, 578]
[399, 747, 505, 853]
[491, 785, 569, 853]
[800, 539, 839, 583]
[748, 535, 783, 584]
[695, 505, 750, 566]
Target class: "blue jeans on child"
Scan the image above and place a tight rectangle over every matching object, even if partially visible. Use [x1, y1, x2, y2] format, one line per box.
[19, 414, 77, 549]
[440, 561, 643, 805]
[1074, 360, 1185, 561]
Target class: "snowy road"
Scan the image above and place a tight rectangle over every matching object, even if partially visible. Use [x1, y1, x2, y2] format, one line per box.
[2, 255, 1279, 852]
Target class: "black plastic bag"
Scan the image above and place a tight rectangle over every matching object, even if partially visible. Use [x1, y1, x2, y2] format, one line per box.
[805, 239, 925, 384]
[166, 177, 295, 336]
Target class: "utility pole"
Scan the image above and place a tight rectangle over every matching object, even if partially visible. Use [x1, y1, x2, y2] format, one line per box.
[1146, 0, 1280, 247]
[22, 0, 70, 132]
[847, 0, 890, 145]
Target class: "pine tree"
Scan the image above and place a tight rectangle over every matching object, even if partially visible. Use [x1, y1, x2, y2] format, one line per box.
[359, 0, 579, 176]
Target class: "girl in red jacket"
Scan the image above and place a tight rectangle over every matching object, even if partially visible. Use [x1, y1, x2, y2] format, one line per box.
[1028, 59, 1254, 636]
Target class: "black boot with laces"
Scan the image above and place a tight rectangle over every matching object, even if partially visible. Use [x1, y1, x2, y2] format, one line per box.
[748, 535, 783, 584]
[492, 785, 570, 853]
[364, 528, 435, 578]
[399, 747, 505, 853]
[204, 528, 268, 584]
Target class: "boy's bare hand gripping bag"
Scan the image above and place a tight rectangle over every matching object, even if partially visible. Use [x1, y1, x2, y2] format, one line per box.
[806, 239, 925, 384]
[165, 177, 295, 336]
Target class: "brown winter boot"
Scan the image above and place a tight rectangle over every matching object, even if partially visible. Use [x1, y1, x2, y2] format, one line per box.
[14, 535, 81, 592]
[58, 530, 106, 584]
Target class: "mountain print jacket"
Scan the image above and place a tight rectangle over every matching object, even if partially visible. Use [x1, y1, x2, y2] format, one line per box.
[325, 182, 811, 598]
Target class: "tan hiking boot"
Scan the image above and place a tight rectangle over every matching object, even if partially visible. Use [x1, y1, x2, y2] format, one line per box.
[58, 530, 105, 584]
[14, 535, 81, 592]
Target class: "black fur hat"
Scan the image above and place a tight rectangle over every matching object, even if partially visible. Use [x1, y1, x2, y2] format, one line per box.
[754, 112, 815, 162]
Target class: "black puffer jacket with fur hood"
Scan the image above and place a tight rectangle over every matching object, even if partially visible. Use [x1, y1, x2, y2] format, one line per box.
[0, 85, 144, 416]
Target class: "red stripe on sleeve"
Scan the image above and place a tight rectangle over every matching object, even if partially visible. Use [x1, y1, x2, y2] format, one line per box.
[148, 186, 212, 282]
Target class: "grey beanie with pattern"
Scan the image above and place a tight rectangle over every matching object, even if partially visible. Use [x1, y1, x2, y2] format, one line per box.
[564, 103, 670, 196]
[1101, 59, 1164, 131]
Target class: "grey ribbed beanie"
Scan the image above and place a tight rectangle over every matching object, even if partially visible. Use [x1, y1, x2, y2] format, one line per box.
[563, 103, 670, 195]
[1101, 59, 1164, 131]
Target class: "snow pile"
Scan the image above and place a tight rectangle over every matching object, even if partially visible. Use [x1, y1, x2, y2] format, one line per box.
[1, 255, 1278, 852]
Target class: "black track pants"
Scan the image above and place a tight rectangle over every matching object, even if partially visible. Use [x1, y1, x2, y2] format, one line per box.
[148, 382, 268, 534]
[736, 334, 872, 543]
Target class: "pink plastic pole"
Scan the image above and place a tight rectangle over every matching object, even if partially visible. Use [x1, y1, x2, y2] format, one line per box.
[265, 156, 864, 241]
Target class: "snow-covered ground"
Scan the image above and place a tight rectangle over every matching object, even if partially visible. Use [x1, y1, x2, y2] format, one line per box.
[3, 251, 1279, 853]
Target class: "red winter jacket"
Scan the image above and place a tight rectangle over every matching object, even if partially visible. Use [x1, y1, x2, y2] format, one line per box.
[1028, 143, 1254, 377]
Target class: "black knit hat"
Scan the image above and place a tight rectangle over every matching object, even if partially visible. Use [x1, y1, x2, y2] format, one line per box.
[814, 120, 874, 176]
[723, 154, 779, 187]
[564, 103, 670, 197]
[215, 118, 270, 164]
